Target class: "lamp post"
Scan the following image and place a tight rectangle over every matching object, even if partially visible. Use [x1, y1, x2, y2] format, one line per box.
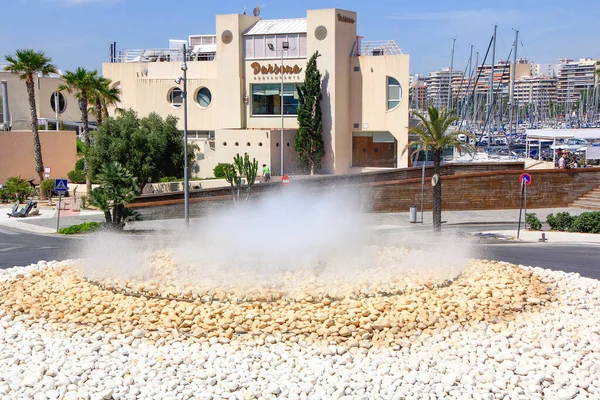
[268, 41, 289, 176]
[176, 44, 190, 227]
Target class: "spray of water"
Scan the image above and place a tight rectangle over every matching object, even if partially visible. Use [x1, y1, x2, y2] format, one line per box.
[77, 186, 474, 301]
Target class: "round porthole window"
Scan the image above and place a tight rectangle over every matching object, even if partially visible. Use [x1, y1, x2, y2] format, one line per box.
[195, 87, 212, 108]
[222, 30, 233, 44]
[315, 26, 328, 41]
[223, 142, 227, 146]
[50, 92, 66, 114]
[235, 142, 239, 146]
[168, 88, 183, 108]
[246, 142, 251, 146]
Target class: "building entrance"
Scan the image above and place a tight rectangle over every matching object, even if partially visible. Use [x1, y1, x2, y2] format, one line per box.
[352, 132, 397, 168]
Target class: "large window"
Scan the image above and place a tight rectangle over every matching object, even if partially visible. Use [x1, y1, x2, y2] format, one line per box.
[252, 83, 301, 116]
[50, 92, 66, 114]
[387, 76, 402, 110]
[245, 33, 307, 59]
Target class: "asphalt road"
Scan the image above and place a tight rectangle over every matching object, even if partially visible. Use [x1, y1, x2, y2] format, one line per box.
[0, 225, 599, 280]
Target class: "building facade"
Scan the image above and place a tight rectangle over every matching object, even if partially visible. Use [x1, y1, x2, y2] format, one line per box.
[557, 58, 599, 102]
[102, 8, 410, 176]
[0, 70, 88, 132]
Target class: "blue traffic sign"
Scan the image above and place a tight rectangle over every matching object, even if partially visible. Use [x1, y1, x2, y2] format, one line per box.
[54, 179, 68, 193]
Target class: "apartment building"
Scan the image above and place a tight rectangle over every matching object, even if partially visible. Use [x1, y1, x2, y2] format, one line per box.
[557, 58, 599, 102]
[513, 76, 558, 114]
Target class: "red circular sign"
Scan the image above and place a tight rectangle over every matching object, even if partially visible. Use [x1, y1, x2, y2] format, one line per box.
[282, 175, 290, 185]
[520, 173, 532, 186]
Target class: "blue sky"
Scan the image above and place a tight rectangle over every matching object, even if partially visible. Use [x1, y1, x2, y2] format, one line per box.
[1, 0, 599, 75]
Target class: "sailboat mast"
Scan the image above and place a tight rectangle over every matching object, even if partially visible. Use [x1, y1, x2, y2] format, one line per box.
[474, 51, 480, 126]
[448, 38, 456, 110]
[508, 29, 519, 139]
[488, 25, 497, 145]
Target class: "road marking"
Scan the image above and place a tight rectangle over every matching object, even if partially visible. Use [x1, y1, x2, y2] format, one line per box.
[0, 228, 20, 236]
[0, 245, 23, 252]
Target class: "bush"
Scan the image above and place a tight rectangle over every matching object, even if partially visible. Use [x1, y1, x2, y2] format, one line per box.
[58, 221, 102, 235]
[158, 176, 179, 183]
[40, 179, 55, 192]
[76, 138, 85, 155]
[525, 213, 542, 230]
[75, 158, 85, 171]
[2, 176, 33, 202]
[546, 212, 575, 231]
[68, 170, 86, 184]
[570, 212, 600, 234]
[213, 163, 230, 178]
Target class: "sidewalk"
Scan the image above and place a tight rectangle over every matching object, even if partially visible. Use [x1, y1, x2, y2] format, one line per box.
[1, 203, 599, 244]
[0, 203, 104, 234]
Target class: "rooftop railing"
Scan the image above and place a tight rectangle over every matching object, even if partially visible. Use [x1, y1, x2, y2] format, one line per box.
[351, 40, 403, 57]
[114, 49, 216, 63]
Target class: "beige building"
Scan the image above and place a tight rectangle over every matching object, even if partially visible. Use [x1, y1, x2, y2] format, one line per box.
[102, 8, 410, 176]
[0, 70, 93, 132]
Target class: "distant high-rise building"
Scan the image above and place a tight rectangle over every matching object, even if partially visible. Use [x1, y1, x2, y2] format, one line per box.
[557, 58, 599, 102]
[426, 68, 464, 110]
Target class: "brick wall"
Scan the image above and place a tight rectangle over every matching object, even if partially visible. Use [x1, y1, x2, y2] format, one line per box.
[366, 168, 600, 212]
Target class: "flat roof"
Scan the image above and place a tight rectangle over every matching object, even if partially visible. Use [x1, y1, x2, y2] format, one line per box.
[525, 129, 600, 140]
[244, 18, 307, 35]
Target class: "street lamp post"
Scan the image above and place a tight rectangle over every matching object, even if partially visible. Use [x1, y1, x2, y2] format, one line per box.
[176, 44, 190, 227]
[269, 41, 288, 176]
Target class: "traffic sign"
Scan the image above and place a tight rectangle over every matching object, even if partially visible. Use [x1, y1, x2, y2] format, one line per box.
[282, 175, 290, 185]
[519, 173, 532, 186]
[54, 179, 68, 193]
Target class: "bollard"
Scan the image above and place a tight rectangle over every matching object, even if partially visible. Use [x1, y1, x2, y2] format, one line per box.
[538, 233, 548, 242]
[409, 205, 418, 223]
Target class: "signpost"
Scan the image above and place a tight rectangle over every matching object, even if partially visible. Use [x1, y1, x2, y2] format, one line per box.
[54, 179, 68, 233]
[517, 173, 532, 239]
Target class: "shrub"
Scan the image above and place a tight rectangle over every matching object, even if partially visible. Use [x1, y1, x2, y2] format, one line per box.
[213, 163, 230, 178]
[76, 138, 85, 155]
[80, 195, 88, 209]
[525, 213, 542, 230]
[68, 170, 86, 184]
[75, 158, 85, 171]
[546, 212, 575, 231]
[40, 179, 55, 192]
[58, 221, 102, 235]
[570, 212, 600, 234]
[2, 176, 33, 202]
[158, 176, 178, 183]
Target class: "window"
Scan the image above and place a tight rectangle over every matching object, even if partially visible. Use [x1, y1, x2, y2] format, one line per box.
[251, 83, 301, 115]
[244, 33, 307, 59]
[169, 88, 183, 108]
[50, 92, 66, 114]
[196, 87, 212, 107]
[387, 76, 402, 110]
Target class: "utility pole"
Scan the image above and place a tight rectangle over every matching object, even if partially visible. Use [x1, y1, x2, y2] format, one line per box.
[182, 43, 189, 227]
[508, 29, 519, 152]
[488, 24, 497, 146]
[448, 38, 456, 110]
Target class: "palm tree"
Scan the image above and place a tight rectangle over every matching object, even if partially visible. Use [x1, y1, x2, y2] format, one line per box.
[58, 68, 98, 193]
[402, 106, 473, 231]
[89, 76, 121, 127]
[4, 49, 57, 197]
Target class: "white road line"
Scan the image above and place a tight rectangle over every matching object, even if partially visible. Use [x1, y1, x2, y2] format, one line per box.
[0, 228, 20, 236]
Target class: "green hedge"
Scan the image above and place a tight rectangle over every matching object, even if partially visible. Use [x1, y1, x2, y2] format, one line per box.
[68, 170, 86, 184]
[545, 211, 600, 234]
[58, 222, 102, 235]
[525, 213, 542, 230]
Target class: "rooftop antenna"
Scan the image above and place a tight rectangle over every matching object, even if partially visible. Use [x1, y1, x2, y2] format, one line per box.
[242, 6, 246, 15]
[253, 4, 264, 17]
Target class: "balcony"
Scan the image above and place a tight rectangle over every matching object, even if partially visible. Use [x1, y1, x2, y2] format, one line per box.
[112, 48, 216, 63]
[351, 39, 402, 57]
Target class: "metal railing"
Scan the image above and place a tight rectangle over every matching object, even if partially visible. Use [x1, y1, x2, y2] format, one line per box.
[114, 49, 217, 63]
[352, 40, 403, 57]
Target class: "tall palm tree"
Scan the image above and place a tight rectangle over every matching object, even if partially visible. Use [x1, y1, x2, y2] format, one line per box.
[89, 76, 121, 127]
[58, 68, 98, 193]
[4, 49, 57, 196]
[403, 106, 473, 231]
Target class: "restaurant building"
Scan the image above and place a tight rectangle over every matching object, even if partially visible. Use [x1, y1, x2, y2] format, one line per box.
[102, 8, 410, 176]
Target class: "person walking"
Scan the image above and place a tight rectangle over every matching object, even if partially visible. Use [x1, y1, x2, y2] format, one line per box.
[558, 155, 566, 169]
[262, 164, 271, 182]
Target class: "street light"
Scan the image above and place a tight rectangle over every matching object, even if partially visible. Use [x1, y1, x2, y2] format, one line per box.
[268, 41, 289, 176]
[176, 43, 190, 227]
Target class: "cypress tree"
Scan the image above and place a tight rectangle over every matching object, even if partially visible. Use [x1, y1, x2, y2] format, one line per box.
[295, 51, 324, 175]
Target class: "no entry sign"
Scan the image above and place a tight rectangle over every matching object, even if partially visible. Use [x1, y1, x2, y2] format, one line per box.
[520, 173, 532, 186]
[282, 175, 290, 185]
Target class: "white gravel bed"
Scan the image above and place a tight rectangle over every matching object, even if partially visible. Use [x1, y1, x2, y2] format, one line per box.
[0, 261, 599, 400]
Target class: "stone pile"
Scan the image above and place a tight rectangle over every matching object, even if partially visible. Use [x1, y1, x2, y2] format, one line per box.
[0, 259, 598, 399]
